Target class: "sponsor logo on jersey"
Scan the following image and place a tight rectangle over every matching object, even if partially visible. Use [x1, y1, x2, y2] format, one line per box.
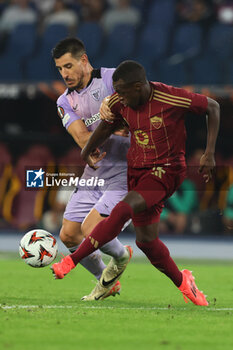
[91, 88, 101, 101]
[84, 112, 100, 127]
[150, 115, 162, 129]
[151, 166, 166, 179]
[134, 130, 149, 145]
[73, 104, 78, 111]
[57, 106, 65, 119]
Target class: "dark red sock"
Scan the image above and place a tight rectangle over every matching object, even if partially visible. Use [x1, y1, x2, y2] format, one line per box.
[136, 238, 182, 287]
[70, 201, 133, 265]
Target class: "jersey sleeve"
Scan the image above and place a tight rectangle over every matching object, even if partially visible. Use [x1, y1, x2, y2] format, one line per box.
[57, 94, 81, 130]
[101, 67, 115, 95]
[108, 92, 122, 114]
[189, 91, 208, 115]
[107, 92, 125, 122]
[157, 83, 208, 115]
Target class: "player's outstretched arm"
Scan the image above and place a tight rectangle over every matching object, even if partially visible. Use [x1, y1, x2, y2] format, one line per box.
[199, 97, 220, 182]
[81, 120, 116, 169]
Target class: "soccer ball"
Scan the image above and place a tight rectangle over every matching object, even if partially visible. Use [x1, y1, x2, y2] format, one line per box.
[19, 229, 58, 267]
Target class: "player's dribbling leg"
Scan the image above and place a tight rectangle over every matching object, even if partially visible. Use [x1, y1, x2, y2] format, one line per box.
[136, 234, 183, 287]
[59, 219, 106, 279]
[51, 201, 134, 279]
[135, 229, 208, 306]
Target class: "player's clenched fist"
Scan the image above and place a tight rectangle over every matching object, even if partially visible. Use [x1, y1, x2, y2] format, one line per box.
[198, 152, 216, 183]
[100, 96, 129, 137]
[86, 149, 106, 170]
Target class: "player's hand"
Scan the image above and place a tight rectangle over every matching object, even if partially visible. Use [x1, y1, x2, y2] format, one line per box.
[86, 148, 106, 170]
[198, 152, 215, 183]
[114, 126, 129, 137]
[100, 96, 115, 123]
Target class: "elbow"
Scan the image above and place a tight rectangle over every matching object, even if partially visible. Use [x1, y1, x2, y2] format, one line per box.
[213, 100, 220, 115]
[207, 97, 220, 116]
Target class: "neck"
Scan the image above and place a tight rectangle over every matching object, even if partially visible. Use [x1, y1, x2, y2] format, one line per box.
[140, 82, 152, 105]
[74, 63, 93, 92]
[82, 63, 93, 89]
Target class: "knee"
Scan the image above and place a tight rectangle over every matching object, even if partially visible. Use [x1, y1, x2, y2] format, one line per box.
[123, 191, 146, 214]
[59, 223, 83, 246]
[59, 226, 72, 245]
[80, 220, 89, 237]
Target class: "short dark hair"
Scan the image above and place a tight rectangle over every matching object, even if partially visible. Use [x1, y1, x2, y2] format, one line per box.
[112, 60, 146, 84]
[52, 37, 86, 59]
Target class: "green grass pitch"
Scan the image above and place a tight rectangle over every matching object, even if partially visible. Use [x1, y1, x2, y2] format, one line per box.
[0, 252, 233, 350]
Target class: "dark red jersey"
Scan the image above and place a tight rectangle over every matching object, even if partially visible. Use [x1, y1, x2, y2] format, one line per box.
[108, 82, 208, 168]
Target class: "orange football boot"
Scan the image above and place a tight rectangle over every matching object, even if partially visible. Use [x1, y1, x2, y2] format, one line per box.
[179, 269, 208, 306]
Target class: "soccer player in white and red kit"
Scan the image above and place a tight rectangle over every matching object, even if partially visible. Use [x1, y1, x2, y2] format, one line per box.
[52, 61, 220, 306]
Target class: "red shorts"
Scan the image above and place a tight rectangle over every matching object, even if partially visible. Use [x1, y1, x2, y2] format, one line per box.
[127, 165, 186, 227]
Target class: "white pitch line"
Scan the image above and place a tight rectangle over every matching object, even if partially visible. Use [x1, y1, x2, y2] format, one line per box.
[0, 304, 232, 311]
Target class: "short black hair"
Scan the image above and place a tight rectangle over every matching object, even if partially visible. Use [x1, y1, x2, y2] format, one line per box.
[112, 60, 146, 84]
[52, 37, 86, 59]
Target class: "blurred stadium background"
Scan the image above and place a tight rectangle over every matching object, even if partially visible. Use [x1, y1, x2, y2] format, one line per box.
[0, 0, 233, 257]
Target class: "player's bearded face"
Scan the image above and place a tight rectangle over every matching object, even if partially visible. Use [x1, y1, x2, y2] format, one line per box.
[55, 53, 85, 90]
[113, 80, 141, 109]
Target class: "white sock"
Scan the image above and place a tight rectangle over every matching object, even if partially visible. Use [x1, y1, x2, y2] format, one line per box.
[68, 244, 106, 280]
[100, 238, 126, 260]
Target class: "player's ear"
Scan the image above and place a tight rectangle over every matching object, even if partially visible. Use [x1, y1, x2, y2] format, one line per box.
[81, 53, 89, 64]
[134, 82, 142, 91]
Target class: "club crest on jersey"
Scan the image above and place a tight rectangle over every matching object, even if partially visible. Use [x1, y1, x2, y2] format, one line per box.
[134, 130, 149, 145]
[150, 115, 162, 129]
[57, 106, 65, 119]
[91, 88, 101, 101]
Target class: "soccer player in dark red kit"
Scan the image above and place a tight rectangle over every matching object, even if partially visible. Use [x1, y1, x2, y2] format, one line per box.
[51, 61, 220, 305]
